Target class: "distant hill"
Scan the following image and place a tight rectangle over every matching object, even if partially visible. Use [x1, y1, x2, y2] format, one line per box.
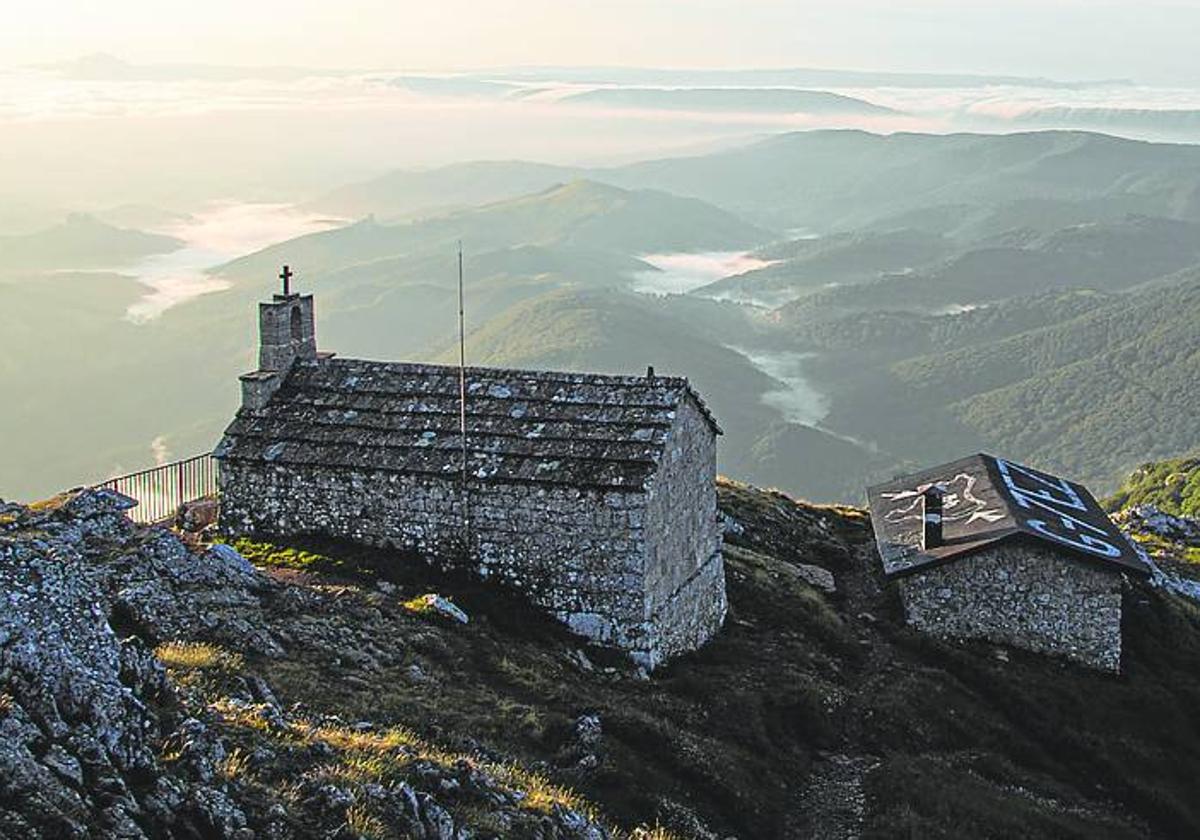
[448, 287, 779, 440]
[226, 180, 774, 281]
[1014, 106, 1200, 138]
[0, 214, 182, 272]
[773, 215, 1200, 323]
[606, 129, 1200, 231]
[481, 65, 1117, 90]
[307, 161, 582, 221]
[309, 129, 1200, 237]
[12, 126, 1200, 507]
[560, 87, 897, 115]
[699, 229, 952, 305]
[444, 286, 893, 501]
[806, 271, 1200, 492]
[722, 421, 894, 503]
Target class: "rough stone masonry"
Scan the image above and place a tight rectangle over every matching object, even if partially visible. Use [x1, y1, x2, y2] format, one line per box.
[868, 453, 1149, 672]
[215, 286, 727, 669]
[898, 542, 1124, 671]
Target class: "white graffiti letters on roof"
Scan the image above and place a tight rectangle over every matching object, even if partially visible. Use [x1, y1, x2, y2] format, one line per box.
[994, 458, 1122, 559]
[881, 472, 1007, 528]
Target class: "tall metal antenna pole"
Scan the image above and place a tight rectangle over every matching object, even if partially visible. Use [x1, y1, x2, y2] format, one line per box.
[457, 241, 470, 553]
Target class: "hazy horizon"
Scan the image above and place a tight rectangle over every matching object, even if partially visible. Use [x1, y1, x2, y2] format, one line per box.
[9, 1, 1200, 84]
[6, 2, 1200, 505]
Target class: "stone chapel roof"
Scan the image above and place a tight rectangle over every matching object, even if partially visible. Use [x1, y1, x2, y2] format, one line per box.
[867, 453, 1150, 579]
[216, 357, 720, 491]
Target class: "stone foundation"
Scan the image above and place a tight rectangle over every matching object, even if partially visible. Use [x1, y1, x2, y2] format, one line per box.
[898, 542, 1124, 671]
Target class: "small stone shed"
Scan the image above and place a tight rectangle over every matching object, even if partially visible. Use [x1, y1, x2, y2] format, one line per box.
[867, 453, 1149, 671]
[215, 288, 727, 669]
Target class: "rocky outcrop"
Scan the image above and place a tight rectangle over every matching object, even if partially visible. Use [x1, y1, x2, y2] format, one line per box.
[1119, 504, 1200, 545]
[0, 489, 272, 838]
[0, 490, 615, 839]
[1113, 504, 1200, 602]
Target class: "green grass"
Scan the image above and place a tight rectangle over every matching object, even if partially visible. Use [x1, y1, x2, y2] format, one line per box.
[1106, 455, 1200, 517]
[1127, 532, 1200, 565]
[219, 536, 363, 579]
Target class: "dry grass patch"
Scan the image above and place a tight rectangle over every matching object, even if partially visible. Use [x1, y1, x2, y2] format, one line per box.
[487, 761, 599, 820]
[624, 826, 684, 840]
[344, 803, 388, 839]
[210, 698, 287, 737]
[155, 641, 244, 673]
[27, 493, 71, 513]
[306, 723, 421, 754]
[212, 694, 606, 830]
[218, 747, 253, 783]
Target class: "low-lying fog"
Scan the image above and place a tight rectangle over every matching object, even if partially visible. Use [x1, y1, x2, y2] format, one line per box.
[630, 252, 776, 296]
[7, 61, 1200, 213]
[123, 204, 344, 322]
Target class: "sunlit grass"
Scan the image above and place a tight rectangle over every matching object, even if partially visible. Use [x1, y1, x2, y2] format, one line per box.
[219, 536, 353, 576]
[218, 747, 253, 783]
[212, 696, 600, 824]
[27, 493, 71, 512]
[624, 826, 684, 840]
[486, 760, 599, 820]
[155, 641, 244, 673]
[307, 723, 421, 754]
[345, 803, 389, 839]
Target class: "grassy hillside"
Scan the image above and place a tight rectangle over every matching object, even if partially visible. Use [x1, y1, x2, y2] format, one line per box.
[1106, 456, 1200, 517]
[175, 479, 1200, 838]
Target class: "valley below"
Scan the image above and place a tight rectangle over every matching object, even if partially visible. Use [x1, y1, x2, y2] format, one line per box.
[5, 127, 1200, 506]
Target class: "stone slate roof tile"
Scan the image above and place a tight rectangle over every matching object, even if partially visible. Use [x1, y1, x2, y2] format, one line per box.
[216, 358, 719, 491]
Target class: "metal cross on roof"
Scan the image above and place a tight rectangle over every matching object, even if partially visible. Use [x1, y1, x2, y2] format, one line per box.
[279, 265, 294, 297]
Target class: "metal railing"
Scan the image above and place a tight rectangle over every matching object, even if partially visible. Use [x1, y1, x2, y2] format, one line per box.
[97, 453, 217, 524]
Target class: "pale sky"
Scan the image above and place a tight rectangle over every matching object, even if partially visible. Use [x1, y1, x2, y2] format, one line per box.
[6, 0, 1200, 83]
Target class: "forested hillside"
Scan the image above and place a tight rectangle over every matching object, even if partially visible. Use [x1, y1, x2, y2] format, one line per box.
[6, 128, 1200, 503]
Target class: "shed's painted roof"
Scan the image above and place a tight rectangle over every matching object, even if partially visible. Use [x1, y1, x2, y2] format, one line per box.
[867, 453, 1149, 578]
[216, 357, 719, 491]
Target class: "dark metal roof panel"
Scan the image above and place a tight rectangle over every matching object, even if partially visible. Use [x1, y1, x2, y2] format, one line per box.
[867, 453, 1149, 578]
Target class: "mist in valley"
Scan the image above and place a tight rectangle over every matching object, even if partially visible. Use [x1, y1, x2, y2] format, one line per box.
[5, 3, 1200, 505]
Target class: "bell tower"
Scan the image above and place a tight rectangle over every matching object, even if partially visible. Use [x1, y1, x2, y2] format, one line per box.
[239, 266, 320, 411]
[257, 265, 317, 372]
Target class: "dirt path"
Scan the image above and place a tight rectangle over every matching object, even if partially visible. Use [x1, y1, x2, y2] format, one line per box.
[786, 543, 890, 840]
